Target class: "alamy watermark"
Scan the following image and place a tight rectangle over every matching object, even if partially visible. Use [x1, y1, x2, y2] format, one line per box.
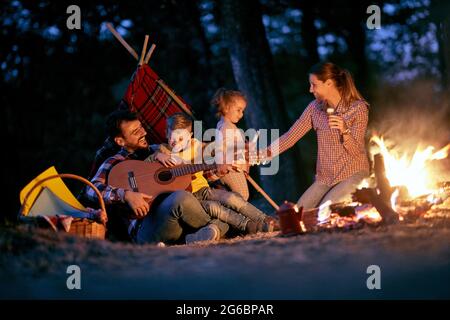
[66, 5, 81, 30]
[66, 264, 81, 290]
[192, 121, 280, 176]
[366, 5, 381, 30]
[366, 265, 381, 290]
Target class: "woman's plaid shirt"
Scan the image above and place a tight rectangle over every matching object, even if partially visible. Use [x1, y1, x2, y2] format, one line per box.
[269, 99, 370, 186]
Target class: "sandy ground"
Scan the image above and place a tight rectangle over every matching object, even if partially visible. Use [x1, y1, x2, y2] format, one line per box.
[1, 210, 449, 300]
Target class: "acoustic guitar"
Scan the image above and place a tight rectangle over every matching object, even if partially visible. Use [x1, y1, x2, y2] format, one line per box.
[108, 150, 270, 208]
[108, 160, 219, 206]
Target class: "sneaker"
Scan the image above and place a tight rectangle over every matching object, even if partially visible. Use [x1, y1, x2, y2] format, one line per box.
[245, 220, 259, 234]
[264, 216, 280, 232]
[246, 220, 273, 233]
[186, 224, 220, 244]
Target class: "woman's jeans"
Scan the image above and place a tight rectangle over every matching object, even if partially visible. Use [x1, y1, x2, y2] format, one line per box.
[297, 171, 369, 209]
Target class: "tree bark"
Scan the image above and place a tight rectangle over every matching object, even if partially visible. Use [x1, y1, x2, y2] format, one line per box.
[430, 0, 450, 114]
[298, 3, 319, 66]
[219, 0, 305, 204]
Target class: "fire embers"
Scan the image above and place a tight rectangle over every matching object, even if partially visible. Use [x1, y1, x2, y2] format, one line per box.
[315, 201, 383, 231]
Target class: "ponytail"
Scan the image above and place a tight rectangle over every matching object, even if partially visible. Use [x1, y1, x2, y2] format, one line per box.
[339, 69, 367, 108]
[310, 62, 368, 108]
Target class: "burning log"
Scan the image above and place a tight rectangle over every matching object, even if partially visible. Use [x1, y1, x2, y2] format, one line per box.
[352, 188, 398, 224]
[374, 153, 393, 204]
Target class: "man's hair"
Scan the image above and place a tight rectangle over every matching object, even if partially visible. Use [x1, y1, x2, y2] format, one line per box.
[167, 113, 193, 132]
[106, 109, 138, 139]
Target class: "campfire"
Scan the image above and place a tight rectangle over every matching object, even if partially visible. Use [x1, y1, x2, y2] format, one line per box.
[298, 135, 450, 233]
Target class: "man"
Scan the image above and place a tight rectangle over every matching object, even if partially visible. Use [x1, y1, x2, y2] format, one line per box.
[85, 110, 229, 245]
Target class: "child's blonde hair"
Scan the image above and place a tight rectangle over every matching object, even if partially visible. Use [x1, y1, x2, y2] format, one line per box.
[211, 88, 247, 118]
[167, 113, 193, 132]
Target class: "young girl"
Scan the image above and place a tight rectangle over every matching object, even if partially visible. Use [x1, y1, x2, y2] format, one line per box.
[211, 88, 250, 201]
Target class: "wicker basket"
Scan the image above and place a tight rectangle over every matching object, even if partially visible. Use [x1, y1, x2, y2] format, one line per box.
[68, 218, 106, 239]
[19, 173, 107, 240]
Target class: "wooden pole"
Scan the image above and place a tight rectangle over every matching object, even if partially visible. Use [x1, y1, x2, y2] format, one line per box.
[144, 44, 156, 64]
[139, 35, 149, 66]
[156, 79, 194, 117]
[106, 23, 139, 60]
[244, 172, 279, 211]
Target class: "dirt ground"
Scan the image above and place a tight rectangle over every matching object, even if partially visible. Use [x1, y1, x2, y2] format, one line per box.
[1, 209, 449, 300]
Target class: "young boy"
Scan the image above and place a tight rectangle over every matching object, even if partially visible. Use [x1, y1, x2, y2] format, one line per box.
[153, 113, 277, 237]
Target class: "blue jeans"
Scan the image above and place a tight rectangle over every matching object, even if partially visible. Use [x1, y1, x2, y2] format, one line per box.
[136, 190, 229, 244]
[297, 171, 369, 209]
[194, 187, 268, 230]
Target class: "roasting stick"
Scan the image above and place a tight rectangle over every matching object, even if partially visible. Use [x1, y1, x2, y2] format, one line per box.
[244, 172, 280, 211]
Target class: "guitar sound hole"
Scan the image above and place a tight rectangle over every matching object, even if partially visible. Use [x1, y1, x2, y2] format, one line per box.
[158, 170, 173, 182]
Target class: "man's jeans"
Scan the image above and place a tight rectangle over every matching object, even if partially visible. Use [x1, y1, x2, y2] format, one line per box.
[193, 187, 268, 230]
[297, 171, 369, 209]
[136, 190, 229, 244]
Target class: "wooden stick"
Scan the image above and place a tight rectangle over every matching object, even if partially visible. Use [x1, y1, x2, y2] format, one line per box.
[106, 23, 139, 60]
[244, 172, 279, 211]
[156, 79, 194, 116]
[139, 35, 149, 66]
[144, 44, 156, 64]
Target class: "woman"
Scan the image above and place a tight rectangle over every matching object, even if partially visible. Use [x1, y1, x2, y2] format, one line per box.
[266, 62, 370, 209]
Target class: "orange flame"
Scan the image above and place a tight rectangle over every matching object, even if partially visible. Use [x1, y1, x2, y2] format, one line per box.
[371, 135, 450, 197]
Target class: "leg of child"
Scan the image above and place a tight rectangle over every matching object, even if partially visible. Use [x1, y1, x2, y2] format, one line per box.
[200, 200, 247, 232]
[200, 200, 267, 234]
[197, 187, 268, 223]
[220, 171, 249, 201]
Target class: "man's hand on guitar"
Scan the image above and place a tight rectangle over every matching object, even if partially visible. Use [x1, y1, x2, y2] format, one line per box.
[124, 190, 153, 218]
[155, 152, 177, 167]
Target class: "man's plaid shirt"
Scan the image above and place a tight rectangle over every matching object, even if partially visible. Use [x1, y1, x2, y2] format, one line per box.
[85, 148, 136, 204]
[269, 99, 370, 186]
[85, 146, 157, 204]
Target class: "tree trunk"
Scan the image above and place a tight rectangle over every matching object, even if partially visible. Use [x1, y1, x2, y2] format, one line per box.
[219, 0, 305, 204]
[299, 3, 319, 66]
[342, 18, 368, 87]
[437, 10, 450, 96]
[430, 0, 450, 113]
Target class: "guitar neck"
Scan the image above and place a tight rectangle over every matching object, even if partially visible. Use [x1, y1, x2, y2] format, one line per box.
[170, 163, 217, 177]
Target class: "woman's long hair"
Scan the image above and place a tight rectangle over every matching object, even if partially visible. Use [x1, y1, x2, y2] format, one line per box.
[309, 62, 368, 108]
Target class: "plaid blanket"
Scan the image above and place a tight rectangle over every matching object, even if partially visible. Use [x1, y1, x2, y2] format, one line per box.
[124, 64, 194, 144]
[87, 64, 194, 180]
